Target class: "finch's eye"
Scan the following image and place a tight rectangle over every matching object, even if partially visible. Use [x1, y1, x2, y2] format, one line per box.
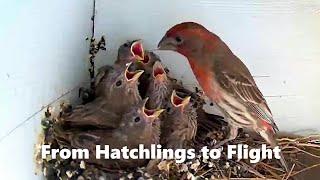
[115, 80, 122, 87]
[175, 36, 182, 43]
[134, 117, 140, 122]
[124, 43, 129, 47]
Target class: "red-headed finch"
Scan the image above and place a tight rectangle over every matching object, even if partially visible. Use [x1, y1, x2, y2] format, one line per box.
[158, 22, 288, 171]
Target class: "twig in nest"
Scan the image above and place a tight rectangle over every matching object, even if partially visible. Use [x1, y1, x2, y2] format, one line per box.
[238, 161, 265, 179]
[289, 163, 320, 178]
[198, 168, 212, 177]
[284, 146, 320, 159]
[282, 163, 295, 180]
[258, 162, 282, 179]
[87, 0, 106, 93]
[259, 161, 284, 173]
[278, 135, 320, 143]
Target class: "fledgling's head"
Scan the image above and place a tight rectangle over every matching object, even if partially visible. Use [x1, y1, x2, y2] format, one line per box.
[170, 90, 191, 112]
[117, 40, 145, 65]
[140, 51, 160, 66]
[158, 22, 218, 58]
[106, 62, 143, 98]
[118, 98, 164, 138]
[152, 61, 167, 83]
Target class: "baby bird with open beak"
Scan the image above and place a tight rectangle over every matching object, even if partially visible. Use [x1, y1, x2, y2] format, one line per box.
[135, 51, 161, 74]
[115, 39, 145, 67]
[60, 63, 143, 128]
[145, 61, 173, 109]
[79, 40, 144, 104]
[95, 62, 143, 113]
[55, 98, 164, 169]
[161, 90, 198, 149]
[94, 40, 145, 95]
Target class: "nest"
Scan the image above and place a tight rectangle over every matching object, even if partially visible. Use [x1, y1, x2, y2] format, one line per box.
[34, 37, 320, 180]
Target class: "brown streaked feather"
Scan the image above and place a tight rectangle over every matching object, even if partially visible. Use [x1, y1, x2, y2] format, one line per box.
[214, 54, 278, 132]
[61, 98, 120, 129]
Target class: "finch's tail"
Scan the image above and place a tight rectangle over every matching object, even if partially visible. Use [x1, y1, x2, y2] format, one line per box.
[259, 130, 289, 172]
[279, 150, 289, 172]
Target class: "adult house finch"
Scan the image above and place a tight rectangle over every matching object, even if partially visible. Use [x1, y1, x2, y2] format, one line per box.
[158, 22, 288, 171]
[55, 98, 164, 169]
[145, 61, 173, 109]
[161, 90, 197, 149]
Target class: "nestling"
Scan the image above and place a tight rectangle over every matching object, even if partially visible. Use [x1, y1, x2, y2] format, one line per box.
[54, 98, 164, 169]
[161, 90, 197, 149]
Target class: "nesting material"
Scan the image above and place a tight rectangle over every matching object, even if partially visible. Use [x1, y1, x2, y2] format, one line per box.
[35, 38, 320, 180]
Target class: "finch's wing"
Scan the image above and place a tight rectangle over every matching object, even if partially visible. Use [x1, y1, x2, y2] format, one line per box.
[95, 65, 114, 96]
[215, 58, 279, 132]
[71, 130, 113, 151]
[95, 65, 114, 87]
[61, 99, 120, 128]
[54, 126, 113, 153]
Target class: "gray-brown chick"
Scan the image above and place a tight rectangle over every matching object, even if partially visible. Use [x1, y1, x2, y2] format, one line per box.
[78, 40, 144, 104]
[161, 90, 198, 149]
[94, 39, 145, 97]
[127, 51, 161, 98]
[55, 98, 164, 169]
[114, 39, 144, 67]
[60, 63, 144, 128]
[95, 63, 144, 114]
[145, 61, 173, 109]
[59, 99, 121, 129]
[135, 51, 161, 74]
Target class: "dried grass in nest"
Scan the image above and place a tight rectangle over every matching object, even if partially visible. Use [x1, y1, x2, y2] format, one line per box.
[35, 102, 320, 180]
[190, 113, 320, 180]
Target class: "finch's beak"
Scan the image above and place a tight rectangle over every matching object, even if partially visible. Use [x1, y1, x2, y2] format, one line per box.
[143, 108, 165, 119]
[142, 98, 164, 121]
[157, 36, 177, 51]
[171, 90, 191, 108]
[125, 63, 144, 82]
[152, 61, 166, 81]
[131, 40, 144, 60]
[139, 52, 150, 64]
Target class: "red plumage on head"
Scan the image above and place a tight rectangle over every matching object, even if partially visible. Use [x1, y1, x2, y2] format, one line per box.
[163, 22, 221, 56]
[165, 22, 207, 36]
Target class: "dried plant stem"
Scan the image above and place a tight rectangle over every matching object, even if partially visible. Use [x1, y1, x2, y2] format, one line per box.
[88, 0, 96, 91]
[238, 161, 265, 179]
[282, 164, 295, 180]
[289, 163, 320, 177]
[284, 146, 320, 159]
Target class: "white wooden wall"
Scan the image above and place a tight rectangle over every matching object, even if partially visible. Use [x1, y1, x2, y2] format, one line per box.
[0, 0, 319, 179]
[0, 0, 91, 179]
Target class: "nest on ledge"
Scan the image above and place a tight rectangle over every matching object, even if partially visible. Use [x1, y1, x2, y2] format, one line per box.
[35, 37, 320, 180]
